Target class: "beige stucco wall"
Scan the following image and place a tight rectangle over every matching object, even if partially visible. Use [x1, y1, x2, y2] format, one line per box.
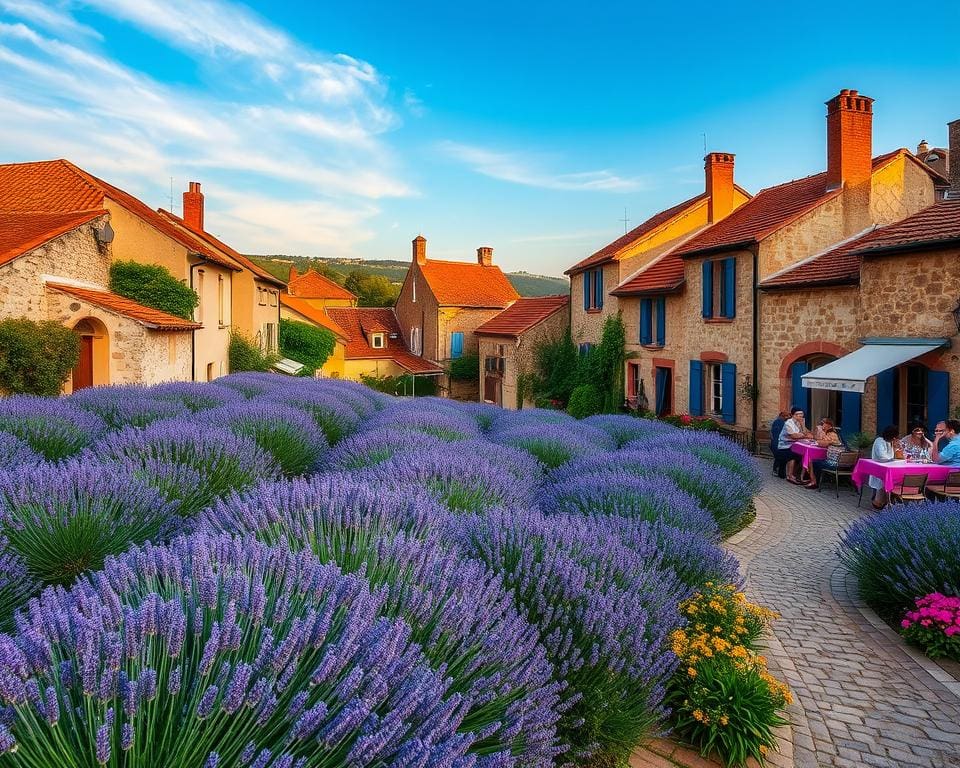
[343, 357, 408, 380]
[870, 155, 937, 227]
[238, 272, 280, 351]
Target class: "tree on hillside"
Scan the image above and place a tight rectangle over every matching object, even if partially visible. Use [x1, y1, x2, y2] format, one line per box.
[344, 271, 400, 307]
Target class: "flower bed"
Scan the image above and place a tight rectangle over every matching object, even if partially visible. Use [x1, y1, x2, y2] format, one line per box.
[0, 375, 779, 767]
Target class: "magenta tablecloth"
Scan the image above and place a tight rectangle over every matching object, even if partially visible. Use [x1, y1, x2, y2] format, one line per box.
[850, 459, 957, 492]
[791, 441, 827, 471]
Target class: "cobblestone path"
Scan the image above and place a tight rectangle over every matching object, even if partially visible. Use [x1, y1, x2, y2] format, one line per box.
[725, 469, 960, 768]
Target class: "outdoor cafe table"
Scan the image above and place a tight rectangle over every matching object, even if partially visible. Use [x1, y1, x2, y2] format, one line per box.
[850, 458, 956, 493]
[791, 440, 827, 471]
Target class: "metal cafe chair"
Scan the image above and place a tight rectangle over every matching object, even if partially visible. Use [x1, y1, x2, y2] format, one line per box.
[926, 470, 960, 502]
[890, 473, 928, 505]
[819, 451, 860, 498]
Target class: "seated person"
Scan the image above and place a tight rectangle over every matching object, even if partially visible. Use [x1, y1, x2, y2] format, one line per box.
[900, 422, 933, 460]
[937, 420, 960, 465]
[770, 410, 789, 478]
[805, 419, 842, 489]
[775, 406, 812, 484]
[868, 425, 899, 509]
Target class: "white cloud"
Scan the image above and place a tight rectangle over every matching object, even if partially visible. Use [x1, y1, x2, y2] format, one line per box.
[403, 88, 425, 117]
[0, 0, 412, 255]
[440, 141, 645, 192]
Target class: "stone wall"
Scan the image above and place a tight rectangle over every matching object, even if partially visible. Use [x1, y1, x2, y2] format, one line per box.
[621, 289, 685, 411]
[570, 261, 619, 345]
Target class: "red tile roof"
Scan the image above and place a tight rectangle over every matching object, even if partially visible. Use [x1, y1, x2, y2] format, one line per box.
[418, 259, 519, 308]
[47, 282, 201, 330]
[279, 294, 348, 340]
[0, 160, 241, 272]
[325, 307, 442, 374]
[475, 295, 568, 337]
[0, 209, 106, 267]
[761, 199, 960, 290]
[675, 150, 946, 259]
[287, 269, 355, 301]
[157, 209, 285, 287]
[566, 193, 709, 275]
[610, 226, 713, 296]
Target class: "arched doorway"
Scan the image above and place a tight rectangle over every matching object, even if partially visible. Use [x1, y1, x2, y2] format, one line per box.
[789, 355, 841, 425]
[71, 318, 109, 391]
[876, 362, 949, 435]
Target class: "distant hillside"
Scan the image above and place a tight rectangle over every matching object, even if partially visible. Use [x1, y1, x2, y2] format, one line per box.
[247, 255, 568, 297]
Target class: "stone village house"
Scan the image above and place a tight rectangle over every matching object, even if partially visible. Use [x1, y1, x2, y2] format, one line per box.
[0, 162, 284, 390]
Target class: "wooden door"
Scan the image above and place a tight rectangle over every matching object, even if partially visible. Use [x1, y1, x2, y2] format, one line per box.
[484, 375, 500, 405]
[72, 335, 94, 390]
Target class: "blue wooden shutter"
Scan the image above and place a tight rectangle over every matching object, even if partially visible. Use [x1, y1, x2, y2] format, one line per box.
[450, 332, 463, 359]
[840, 391, 861, 438]
[583, 272, 591, 311]
[722, 258, 736, 318]
[594, 269, 604, 309]
[655, 297, 666, 346]
[701, 261, 713, 318]
[928, 370, 950, 427]
[790, 360, 809, 414]
[721, 362, 737, 424]
[689, 360, 703, 416]
[639, 299, 652, 344]
[655, 367, 668, 416]
[876, 368, 895, 432]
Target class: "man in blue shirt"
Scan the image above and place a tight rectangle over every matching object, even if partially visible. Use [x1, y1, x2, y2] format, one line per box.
[936, 420, 960, 465]
[770, 411, 789, 478]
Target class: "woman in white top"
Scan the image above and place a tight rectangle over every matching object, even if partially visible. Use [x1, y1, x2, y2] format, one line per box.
[868, 425, 899, 509]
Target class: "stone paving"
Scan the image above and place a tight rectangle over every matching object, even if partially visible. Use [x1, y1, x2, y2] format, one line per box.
[724, 467, 960, 768]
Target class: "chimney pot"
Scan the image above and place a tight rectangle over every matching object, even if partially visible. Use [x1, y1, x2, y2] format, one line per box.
[917, 139, 929, 156]
[477, 246, 493, 266]
[413, 235, 427, 266]
[704, 152, 736, 223]
[183, 181, 205, 232]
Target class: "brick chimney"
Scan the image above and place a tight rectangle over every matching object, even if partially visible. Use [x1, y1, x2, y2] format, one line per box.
[916, 139, 929, 156]
[704, 152, 735, 223]
[288, 265, 298, 283]
[949, 119, 960, 198]
[477, 246, 493, 266]
[183, 181, 204, 232]
[825, 89, 874, 191]
[413, 235, 427, 266]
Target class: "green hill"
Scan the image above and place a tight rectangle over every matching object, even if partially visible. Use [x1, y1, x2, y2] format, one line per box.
[247, 255, 568, 297]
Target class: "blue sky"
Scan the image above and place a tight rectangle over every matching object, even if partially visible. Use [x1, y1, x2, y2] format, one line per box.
[0, 1, 958, 276]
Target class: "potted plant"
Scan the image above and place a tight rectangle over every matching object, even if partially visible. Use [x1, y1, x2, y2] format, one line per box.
[848, 431, 875, 457]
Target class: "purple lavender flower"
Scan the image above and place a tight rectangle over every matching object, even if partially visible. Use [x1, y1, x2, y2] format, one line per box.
[0, 395, 106, 460]
[148, 381, 245, 413]
[3, 533, 474, 767]
[0, 460, 175, 587]
[323, 428, 447, 471]
[199, 402, 328, 477]
[0, 432, 41, 470]
[0, 537, 38, 632]
[489, 421, 611, 469]
[359, 402, 482, 442]
[69, 385, 190, 429]
[217, 372, 293, 399]
[583, 413, 680, 447]
[270, 390, 361, 445]
[88, 419, 281, 516]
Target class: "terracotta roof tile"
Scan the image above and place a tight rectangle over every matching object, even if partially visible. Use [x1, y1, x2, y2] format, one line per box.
[0, 209, 106, 267]
[279, 294, 348, 340]
[611, 252, 686, 296]
[325, 307, 442, 374]
[418, 259, 519, 308]
[47, 283, 201, 330]
[287, 269, 355, 301]
[157, 209, 285, 287]
[0, 160, 241, 271]
[475, 295, 568, 337]
[760, 199, 960, 290]
[675, 150, 945, 259]
[566, 193, 708, 275]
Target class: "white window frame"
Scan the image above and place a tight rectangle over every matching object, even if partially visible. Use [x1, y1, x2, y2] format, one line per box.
[707, 362, 723, 415]
[371, 333, 385, 349]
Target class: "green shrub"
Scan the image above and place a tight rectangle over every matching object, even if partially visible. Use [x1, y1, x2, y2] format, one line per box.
[448, 353, 479, 382]
[109, 260, 199, 320]
[567, 383, 602, 419]
[228, 331, 278, 373]
[279, 318, 335, 373]
[0, 318, 80, 396]
[360, 373, 438, 397]
[344, 270, 400, 306]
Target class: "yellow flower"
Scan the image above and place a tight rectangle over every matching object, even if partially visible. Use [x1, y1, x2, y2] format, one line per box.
[692, 709, 705, 722]
[759, 745, 768, 755]
[719, 715, 729, 726]
[687, 666, 697, 678]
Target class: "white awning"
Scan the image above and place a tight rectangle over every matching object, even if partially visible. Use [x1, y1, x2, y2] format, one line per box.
[272, 358, 305, 376]
[802, 340, 946, 393]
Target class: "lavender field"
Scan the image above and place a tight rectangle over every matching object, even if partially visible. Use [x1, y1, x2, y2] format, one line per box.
[0, 374, 762, 767]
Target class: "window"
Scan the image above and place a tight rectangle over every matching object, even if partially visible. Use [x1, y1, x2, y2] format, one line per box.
[450, 331, 464, 359]
[258, 288, 266, 306]
[217, 275, 225, 326]
[196, 270, 204, 323]
[484, 355, 505, 374]
[701, 258, 735, 319]
[707, 362, 723, 415]
[262, 323, 278, 353]
[583, 268, 604, 311]
[409, 327, 421, 355]
[689, 359, 736, 424]
[206, 362, 214, 381]
[412, 277, 417, 303]
[578, 342, 594, 356]
[371, 333, 385, 349]
[269, 291, 277, 307]
[640, 297, 666, 346]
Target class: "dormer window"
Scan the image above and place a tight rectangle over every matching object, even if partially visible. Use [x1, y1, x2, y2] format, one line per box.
[371, 333, 385, 349]
[926, 153, 941, 163]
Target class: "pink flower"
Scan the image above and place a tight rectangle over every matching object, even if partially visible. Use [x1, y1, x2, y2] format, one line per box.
[945, 626, 960, 637]
[901, 620, 912, 628]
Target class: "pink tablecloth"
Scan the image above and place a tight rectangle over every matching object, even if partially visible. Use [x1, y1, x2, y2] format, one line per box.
[791, 441, 827, 470]
[850, 459, 957, 493]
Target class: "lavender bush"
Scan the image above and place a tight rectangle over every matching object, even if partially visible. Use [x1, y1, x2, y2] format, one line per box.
[216, 371, 290, 399]
[0, 461, 175, 587]
[273, 390, 361, 444]
[0, 432, 41, 469]
[324, 428, 446, 471]
[148, 381, 243, 413]
[583, 413, 680, 448]
[456, 507, 682, 765]
[0, 538, 37, 632]
[1, 533, 476, 767]
[840, 500, 960, 617]
[203, 402, 328, 477]
[69, 385, 190, 429]
[0, 396, 106, 460]
[361, 402, 482, 442]
[490, 422, 608, 469]
[91, 420, 281, 516]
[200, 478, 563, 766]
